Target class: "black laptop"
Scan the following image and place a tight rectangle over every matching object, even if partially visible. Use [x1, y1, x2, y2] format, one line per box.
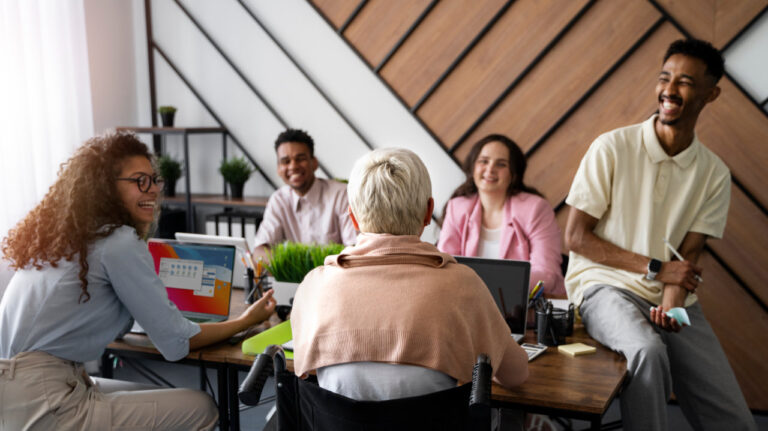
[455, 256, 531, 343]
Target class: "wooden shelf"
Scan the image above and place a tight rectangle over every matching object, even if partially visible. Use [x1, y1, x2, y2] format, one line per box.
[116, 126, 226, 135]
[163, 194, 268, 208]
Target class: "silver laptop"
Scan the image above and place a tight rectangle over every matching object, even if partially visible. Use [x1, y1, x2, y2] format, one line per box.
[147, 239, 235, 323]
[455, 256, 531, 343]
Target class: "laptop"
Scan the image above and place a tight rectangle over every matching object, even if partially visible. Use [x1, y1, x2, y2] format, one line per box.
[455, 256, 530, 343]
[146, 239, 236, 323]
[175, 232, 251, 289]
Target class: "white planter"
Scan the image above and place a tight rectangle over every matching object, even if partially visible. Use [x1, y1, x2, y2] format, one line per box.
[268, 277, 300, 306]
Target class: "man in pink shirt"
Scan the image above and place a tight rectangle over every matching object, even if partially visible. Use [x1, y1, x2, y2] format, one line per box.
[253, 129, 357, 260]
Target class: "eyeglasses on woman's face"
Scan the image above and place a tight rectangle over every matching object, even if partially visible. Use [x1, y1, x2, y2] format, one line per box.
[116, 173, 165, 193]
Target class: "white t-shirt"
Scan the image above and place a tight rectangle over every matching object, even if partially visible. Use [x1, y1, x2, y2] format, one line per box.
[318, 362, 456, 401]
[477, 226, 502, 259]
[565, 115, 730, 307]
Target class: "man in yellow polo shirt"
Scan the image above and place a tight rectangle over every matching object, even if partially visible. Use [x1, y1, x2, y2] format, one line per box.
[564, 39, 755, 430]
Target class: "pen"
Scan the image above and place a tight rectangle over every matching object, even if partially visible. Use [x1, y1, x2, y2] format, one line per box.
[529, 280, 543, 300]
[663, 238, 703, 283]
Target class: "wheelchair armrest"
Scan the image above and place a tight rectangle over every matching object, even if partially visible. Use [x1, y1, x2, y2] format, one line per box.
[469, 353, 492, 408]
[238, 345, 286, 406]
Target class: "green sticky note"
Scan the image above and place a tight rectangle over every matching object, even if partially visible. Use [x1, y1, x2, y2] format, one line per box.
[242, 320, 293, 359]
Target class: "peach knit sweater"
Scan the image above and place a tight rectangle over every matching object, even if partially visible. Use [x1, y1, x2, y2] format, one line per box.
[291, 233, 517, 383]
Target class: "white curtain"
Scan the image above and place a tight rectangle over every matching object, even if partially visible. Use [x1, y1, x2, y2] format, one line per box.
[0, 0, 94, 239]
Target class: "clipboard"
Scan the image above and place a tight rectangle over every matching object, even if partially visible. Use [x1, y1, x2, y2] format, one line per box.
[242, 320, 294, 359]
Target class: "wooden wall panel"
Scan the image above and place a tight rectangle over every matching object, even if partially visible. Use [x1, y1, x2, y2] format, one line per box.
[455, 0, 660, 159]
[696, 77, 768, 208]
[656, 0, 768, 48]
[524, 23, 682, 207]
[344, 0, 431, 68]
[709, 185, 768, 305]
[417, 0, 590, 148]
[310, 0, 361, 30]
[380, 0, 507, 107]
[310, 0, 768, 411]
[696, 252, 768, 411]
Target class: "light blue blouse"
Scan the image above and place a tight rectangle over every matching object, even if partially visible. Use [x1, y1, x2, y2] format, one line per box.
[0, 226, 200, 362]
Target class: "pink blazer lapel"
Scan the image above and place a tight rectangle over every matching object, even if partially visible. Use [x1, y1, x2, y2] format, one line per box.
[464, 196, 483, 257]
[500, 197, 529, 259]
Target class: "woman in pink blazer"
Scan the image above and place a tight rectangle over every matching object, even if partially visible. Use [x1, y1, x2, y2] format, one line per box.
[438, 134, 565, 295]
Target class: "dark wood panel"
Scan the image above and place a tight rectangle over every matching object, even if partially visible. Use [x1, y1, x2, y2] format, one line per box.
[709, 186, 768, 306]
[380, 0, 507, 107]
[657, 0, 768, 48]
[310, 0, 362, 30]
[417, 0, 590, 148]
[697, 252, 768, 411]
[523, 23, 681, 207]
[696, 77, 768, 209]
[456, 0, 660, 158]
[343, 0, 431, 68]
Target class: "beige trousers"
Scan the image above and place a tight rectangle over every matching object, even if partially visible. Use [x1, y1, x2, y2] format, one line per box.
[0, 351, 218, 431]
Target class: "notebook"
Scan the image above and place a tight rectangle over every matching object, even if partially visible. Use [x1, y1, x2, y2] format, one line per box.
[146, 239, 236, 323]
[455, 256, 531, 343]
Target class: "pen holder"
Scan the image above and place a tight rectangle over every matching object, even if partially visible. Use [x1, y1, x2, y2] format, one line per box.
[535, 302, 574, 346]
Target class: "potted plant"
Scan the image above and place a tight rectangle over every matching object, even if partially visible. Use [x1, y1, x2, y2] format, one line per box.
[265, 242, 345, 304]
[219, 156, 254, 199]
[158, 105, 177, 127]
[156, 155, 183, 197]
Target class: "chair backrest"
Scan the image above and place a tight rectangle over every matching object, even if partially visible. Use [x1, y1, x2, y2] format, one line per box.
[239, 346, 492, 431]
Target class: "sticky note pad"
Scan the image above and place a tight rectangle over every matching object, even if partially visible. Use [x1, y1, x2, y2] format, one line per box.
[558, 342, 596, 357]
[242, 320, 293, 359]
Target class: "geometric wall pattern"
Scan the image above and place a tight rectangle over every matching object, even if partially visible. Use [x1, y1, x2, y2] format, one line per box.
[311, 0, 768, 411]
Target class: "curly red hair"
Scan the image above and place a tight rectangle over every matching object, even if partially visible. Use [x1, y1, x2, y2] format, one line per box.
[2, 133, 156, 302]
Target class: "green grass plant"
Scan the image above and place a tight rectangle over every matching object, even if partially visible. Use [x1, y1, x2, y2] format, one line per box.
[266, 242, 344, 283]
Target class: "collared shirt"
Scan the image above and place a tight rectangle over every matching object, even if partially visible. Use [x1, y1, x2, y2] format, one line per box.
[565, 114, 731, 307]
[254, 178, 357, 248]
[0, 226, 200, 362]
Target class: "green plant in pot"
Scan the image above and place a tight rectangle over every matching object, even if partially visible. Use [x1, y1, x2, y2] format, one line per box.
[265, 242, 345, 283]
[158, 105, 177, 127]
[156, 155, 183, 197]
[219, 156, 254, 199]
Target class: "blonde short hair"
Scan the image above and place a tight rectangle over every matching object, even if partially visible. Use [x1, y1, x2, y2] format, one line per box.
[347, 148, 432, 236]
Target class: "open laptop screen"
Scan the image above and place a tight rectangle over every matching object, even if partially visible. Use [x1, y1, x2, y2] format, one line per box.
[455, 257, 530, 336]
[148, 239, 235, 320]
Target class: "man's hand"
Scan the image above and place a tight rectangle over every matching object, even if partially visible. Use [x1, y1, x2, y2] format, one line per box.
[650, 284, 688, 332]
[656, 260, 702, 292]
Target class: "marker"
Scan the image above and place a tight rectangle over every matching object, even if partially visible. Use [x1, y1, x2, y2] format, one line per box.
[663, 238, 703, 283]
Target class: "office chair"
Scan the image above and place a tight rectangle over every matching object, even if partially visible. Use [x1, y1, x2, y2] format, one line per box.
[239, 345, 493, 431]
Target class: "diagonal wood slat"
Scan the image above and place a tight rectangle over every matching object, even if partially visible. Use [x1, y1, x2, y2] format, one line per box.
[380, 0, 507, 107]
[311, 0, 362, 30]
[343, 0, 431, 68]
[656, 0, 768, 48]
[417, 0, 590, 147]
[454, 0, 660, 161]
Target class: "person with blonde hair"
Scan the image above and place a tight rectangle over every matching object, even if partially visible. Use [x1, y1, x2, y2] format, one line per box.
[291, 147, 528, 403]
[0, 133, 276, 430]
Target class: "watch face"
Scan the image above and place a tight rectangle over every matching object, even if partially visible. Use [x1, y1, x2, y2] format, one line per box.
[649, 259, 662, 273]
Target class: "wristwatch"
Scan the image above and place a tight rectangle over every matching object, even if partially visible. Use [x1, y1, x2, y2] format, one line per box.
[646, 258, 662, 280]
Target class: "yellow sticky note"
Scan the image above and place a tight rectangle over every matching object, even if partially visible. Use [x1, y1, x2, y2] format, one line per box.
[557, 342, 596, 357]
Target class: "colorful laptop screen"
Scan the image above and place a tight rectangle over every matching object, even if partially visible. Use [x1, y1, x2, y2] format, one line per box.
[147, 240, 235, 318]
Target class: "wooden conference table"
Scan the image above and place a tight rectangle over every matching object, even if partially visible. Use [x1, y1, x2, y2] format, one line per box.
[104, 289, 627, 431]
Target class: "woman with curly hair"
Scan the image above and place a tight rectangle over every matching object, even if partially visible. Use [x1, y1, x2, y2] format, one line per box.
[438, 134, 565, 295]
[0, 133, 275, 430]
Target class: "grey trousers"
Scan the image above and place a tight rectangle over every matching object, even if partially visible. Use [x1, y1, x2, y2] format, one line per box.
[0, 351, 218, 431]
[579, 285, 755, 431]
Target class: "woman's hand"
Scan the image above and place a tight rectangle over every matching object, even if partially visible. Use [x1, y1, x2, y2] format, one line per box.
[240, 289, 276, 326]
